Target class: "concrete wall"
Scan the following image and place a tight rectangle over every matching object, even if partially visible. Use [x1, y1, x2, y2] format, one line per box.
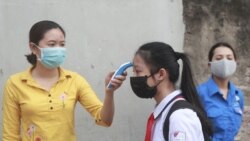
[0, 0, 185, 140]
[183, 0, 250, 140]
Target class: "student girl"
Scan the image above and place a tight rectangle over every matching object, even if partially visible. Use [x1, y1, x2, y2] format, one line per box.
[2, 20, 126, 141]
[130, 42, 212, 141]
[197, 42, 244, 141]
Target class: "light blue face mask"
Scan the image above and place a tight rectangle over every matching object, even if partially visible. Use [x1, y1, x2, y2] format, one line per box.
[37, 46, 66, 69]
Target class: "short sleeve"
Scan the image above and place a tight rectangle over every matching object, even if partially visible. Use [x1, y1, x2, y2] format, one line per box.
[238, 89, 244, 111]
[169, 109, 204, 141]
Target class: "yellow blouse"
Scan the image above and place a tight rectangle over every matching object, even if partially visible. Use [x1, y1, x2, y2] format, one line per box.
[2, 68, 108, 141]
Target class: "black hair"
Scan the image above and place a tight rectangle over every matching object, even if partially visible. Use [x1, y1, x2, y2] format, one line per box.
[136, 42, 212, 135]
[208, 42, 236, 61]
[26, 20, 66, 65]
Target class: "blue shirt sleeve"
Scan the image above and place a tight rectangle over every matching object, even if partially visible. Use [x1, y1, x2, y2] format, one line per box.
[238, 89, 244, 111]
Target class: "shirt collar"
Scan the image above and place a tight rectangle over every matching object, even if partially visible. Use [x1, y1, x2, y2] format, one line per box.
[153, 90, 182, 119]
[20, 67, 34, 82]
[206, 76, 221, 96]
[20, 67, 72, 82]
[58, 67, 72, 81]
[206, 76, 239, 96]
[228, 81, 239, 96]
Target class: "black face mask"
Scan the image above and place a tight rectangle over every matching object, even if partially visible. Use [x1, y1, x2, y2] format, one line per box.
[130, 75, 160, 99]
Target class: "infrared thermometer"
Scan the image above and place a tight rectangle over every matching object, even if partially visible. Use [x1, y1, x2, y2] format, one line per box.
[107, 62, 133, 88]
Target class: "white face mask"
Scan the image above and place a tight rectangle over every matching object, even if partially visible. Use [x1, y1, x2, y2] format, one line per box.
[210, 59, 237, 79]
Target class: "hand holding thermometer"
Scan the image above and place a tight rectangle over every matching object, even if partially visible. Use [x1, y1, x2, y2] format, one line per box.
[107, 62, 133, 88]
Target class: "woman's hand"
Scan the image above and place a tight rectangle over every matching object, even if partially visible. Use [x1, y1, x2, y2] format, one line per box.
[105, 71, 127, 92]
[101, 71, 127, 126]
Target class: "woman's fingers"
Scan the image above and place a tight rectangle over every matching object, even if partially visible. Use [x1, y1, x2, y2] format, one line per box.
[109, 72, 127, 89]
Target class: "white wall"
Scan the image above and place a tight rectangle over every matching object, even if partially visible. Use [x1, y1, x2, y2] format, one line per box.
[0, 0, 185, 140]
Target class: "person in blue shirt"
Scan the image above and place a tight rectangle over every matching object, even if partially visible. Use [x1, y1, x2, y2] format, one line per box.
[197, 42, 244, 141]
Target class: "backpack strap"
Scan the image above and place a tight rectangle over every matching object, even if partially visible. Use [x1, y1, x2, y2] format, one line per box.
[155, 94, 183, 119]
[163, 100, 211, 141]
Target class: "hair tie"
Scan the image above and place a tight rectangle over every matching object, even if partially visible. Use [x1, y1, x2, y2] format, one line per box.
[175, 52, 182, 60]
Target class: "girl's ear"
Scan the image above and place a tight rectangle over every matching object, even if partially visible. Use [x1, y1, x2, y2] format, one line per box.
[157, 68, 168, 81]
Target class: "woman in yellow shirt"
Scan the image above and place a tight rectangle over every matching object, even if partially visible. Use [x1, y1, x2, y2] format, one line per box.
[2, 20, 126, 141]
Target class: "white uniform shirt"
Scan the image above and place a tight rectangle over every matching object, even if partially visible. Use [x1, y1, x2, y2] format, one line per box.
[151, 90, 204, 141]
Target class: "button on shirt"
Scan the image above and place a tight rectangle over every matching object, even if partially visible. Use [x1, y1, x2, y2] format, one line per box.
[2, 68, 108, 141]
[197, 77, 244, 141]
[151, 90, 204, 141]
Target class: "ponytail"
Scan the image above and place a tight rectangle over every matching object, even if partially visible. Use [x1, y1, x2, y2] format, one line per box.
[175, 52, 201, 108]
[176, 52, 213, 136]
